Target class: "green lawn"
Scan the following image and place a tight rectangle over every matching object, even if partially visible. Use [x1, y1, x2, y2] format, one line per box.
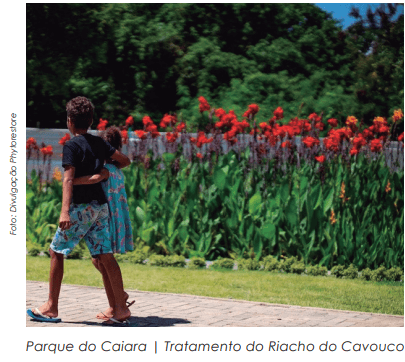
[26, 256, 404, 315]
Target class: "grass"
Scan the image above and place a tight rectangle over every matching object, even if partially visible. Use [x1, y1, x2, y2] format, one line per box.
[26, 256, 404, 316]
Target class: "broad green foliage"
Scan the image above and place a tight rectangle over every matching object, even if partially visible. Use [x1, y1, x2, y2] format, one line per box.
[27, 148, 404, 270]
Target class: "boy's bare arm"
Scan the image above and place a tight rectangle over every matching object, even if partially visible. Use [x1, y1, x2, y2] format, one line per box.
[59, 166, 75, 230]
[110, 150, 131, 169]
[72, 168, 109, 185]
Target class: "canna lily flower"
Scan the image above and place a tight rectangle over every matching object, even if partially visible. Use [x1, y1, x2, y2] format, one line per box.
[398, 132, 404, 143]
[59, 133, 71, 146]
[135, 130, 148, 140]
[176, 122, 186, 132]
[40, 145, 53, 156]
[346, 116, 358, 128]
[281, 141, 292, 149]
[196, 153, 203, 159]
[327, 118, 338, 128]
[330, 209, 337, 225]
[198, 96, 210, 112]
[302, 136, 320, 148]
[121, 129, 128, 144]
[26, 137, 38, 150]
[243, 104, 259, 118]
[392, 109, 403, 123]
[315, 155, 326, 163]
[166, 132, 179, 143]
[97, 118, 108, 131]
[125, 116, 134, 127]
[273, 106, 284, 120]
[385, 181, 391, 193]
[53, 167, 62, 182]
[142, 116, 154, 127]
[369, 139, 382, 152]
[160, 114, 177, 128]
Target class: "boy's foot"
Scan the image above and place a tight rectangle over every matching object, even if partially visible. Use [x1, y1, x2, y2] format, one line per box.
[31, 302, 58, 319]
[96, 292, 133, 319]
[101, 306, 131, 324]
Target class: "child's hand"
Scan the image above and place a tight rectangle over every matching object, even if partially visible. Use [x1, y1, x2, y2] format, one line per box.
[101, 168, 110, 180]
[59, 213, 72, 230]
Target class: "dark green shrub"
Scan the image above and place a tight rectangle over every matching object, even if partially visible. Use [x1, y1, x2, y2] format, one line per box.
[237, 258, 260, 271]
[148, 254, 166, 267]
[360, 267, 373, 281]
[28, 246, 41, 257]
[127, 251, 147, 264]
[371, 266, 387, 282]
[385, 267, 404, 282]
[166, 255, 186, 267]
[261, 255, 280, 272]
[343, 264, 359, 279]
[280, 256, 298, 273]
[331, 265, 345, 278]
[307, 265, 328, 276]
[68, 247, 84, 259]
[210, 258, 235, 270]
[291, 261, 306, 275]
[188, 257, 206, 269]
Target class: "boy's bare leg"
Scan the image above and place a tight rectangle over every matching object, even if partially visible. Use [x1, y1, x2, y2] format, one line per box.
[92, 258, 130, 319]
[97, 253, 130, 321]
[92, 257, 115, 318]
[32, 249, 64, 317]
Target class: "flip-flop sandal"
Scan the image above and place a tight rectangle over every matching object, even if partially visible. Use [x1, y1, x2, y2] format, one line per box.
[127, 300, 135, 307]
[27, 308, 62, 323]
[101, 317, 136, 327]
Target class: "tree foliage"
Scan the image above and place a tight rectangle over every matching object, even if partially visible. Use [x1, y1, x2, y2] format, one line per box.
[27, 3, 403, 129]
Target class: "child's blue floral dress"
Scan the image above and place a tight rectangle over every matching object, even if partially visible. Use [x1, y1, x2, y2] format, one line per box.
[101, 163, 134, 254]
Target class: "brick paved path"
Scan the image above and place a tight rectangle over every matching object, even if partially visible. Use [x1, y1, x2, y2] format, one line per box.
[26, 280, 403, 327]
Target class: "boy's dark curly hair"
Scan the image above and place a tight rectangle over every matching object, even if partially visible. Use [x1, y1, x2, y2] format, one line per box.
[103, 126, 122, 151]
[66, 96, 94, 130]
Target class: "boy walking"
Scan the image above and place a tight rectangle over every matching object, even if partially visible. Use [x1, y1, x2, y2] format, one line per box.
[27, 96, 131, 324]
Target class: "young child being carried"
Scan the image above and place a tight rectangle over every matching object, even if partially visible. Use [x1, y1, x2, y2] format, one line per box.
[27, 97, 132, 325]
[72, 126, 134, 321]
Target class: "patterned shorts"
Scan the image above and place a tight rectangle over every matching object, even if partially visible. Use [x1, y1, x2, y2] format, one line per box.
[50, 201, 112, 256]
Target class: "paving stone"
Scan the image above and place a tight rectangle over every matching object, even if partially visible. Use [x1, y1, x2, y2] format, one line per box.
[26, 280, 404, 327]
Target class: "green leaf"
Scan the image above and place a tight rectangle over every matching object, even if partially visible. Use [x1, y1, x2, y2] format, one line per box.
[323, 188, 334, 215]
[136, 206, 145, 223]
[213, 168, 227, 190]
[248, 193, 262, 215]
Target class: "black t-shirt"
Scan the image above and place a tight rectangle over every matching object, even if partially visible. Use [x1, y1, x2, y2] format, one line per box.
[62, 133, 116, 204]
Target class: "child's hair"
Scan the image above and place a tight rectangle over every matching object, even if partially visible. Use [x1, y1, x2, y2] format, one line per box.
[103, 126, 122, 150]
[66, 96, 94, 130]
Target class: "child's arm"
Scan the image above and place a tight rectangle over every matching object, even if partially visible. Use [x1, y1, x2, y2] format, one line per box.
[59, 166, 75, 230]
[72, 168, 109, 185]
[110, 150, 131, 169]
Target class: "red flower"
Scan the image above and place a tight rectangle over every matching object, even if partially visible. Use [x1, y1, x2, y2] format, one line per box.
[160, 114, 177, 128]
[190, 131, 213, 148]
[350, 147, 360, 156]
[135, 130, 148, 140]
[273, 106, 284, 120]
[398, 132, 404, 142]
[315, 122, 324, 131]
[308, 113, 321, 123]
[302, 136, 320, 148]
[59, 133, 71, 146]
[26, 137, 38, 150]
[125, 116, 134, 127]
[352, 134, 367, 149]
[176, 122, 186, 132]
[198, 96, 210, 112]
[97, 118, 108, 131]
[327, 118, 338, 128]
[166, 132, 179, 143]
[243, 104, 259, 118]
[281, 141, 292, 149]
[196, 153, 203, 159]
[346, 116, 358, 130]
[121, 130, 128, 144]
[142, 116, 154, 127]
[40, 145, 53, 156]
[215, 108, 226, 119]
[370, 139, 382, 152]
[315, 155, 326, 163]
